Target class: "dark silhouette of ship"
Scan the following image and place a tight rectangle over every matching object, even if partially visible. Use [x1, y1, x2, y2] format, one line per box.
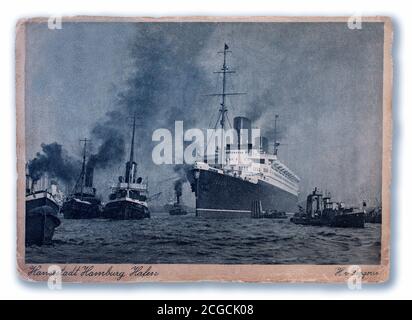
[168, 202, 188, 216]
[290, 188, 365, 228]
[168, 181, 188, 216]
[187, 44, 300, 218]
[250, 200, 288, 219]
[25, 167, 61, 245]
[102, 116, 150, 219]
[61, 138, 102, 219]
[362, 200, 382, 224]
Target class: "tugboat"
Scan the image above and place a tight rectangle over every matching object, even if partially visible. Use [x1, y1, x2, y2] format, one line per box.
[25, 169, 61, 245]
[61, 138, 102, 219]
[102, 116, 150, 220]
[169, 202, 188, 216]
[168, 181, 188, 216]
[290, 188, 365, 228]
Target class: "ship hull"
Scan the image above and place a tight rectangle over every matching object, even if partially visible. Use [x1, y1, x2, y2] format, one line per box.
[62, 198, 102, 219]
[26, 192, 60, 213]
[25, 209, 61, 245]
[291, 213, 365, 228]
[103, 199, 150, 220]
[169, 207, 188, 216]
[330, 213, 364, 228]
[188, 169, 298, 218]
[25, 193, 61, 245]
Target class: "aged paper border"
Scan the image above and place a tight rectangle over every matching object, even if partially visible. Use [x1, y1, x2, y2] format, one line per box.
[16, 16, 392, 283]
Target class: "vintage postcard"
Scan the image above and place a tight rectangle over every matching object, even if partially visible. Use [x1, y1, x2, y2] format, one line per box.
[16, 16, 392, 283]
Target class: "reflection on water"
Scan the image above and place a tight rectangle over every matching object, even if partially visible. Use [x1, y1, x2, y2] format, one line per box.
[26, 212, 381, 265]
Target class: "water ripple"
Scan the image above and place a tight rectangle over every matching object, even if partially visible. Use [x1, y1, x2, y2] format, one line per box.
[26, 213, 382, 265]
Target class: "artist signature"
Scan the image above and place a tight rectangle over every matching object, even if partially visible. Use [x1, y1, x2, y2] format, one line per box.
[334, 267, 379, 280]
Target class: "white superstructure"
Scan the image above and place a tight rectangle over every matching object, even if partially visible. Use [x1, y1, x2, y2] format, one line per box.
[195, 146, 300, 197]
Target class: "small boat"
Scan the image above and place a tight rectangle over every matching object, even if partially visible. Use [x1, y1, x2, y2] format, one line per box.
[61, 138, 102, 219]
[169, 204, 188, 216]
[290, 188, 365, 228]
[103, 116, 150, 220]
[168, 180, 188, 216]
[62, 196, 102, 219]
[168, 197, 188, 216]
[251, 200, 288, 219]
[263, 210, 288, 219]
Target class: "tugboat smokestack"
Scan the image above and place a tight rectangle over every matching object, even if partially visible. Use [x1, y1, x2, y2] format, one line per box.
[85, 162, 94, 188]
[174, 180, 183, 204]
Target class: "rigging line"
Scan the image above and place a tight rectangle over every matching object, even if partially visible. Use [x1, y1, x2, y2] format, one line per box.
[204, 115, 221, 154]
[207, 107, 216, 129]
[203, 73, 221, 130]
[212, 111, 221, 130]
[225, 111, 232, 129]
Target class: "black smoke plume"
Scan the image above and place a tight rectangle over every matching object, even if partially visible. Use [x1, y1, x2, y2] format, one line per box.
[174, 179, 183, 199]
[88, 121, 126, 169]
[173, 164, 191, 200]
[87, 26, 184, 174]
[28, 142, 80, 183]
[86, 24, 216, 198]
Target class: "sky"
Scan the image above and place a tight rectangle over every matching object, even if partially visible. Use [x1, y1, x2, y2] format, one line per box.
[25, 21, 384, 206]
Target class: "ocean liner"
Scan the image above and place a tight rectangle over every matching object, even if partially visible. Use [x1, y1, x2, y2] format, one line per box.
[102, 116, 150, 219]
[61, 138, 102, 219]
[187, 44, 300, 218]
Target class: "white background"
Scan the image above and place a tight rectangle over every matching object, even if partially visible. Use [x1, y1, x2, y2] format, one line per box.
[0, 0, 408, 300]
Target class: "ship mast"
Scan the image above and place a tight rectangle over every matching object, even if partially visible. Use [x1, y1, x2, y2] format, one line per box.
[274, 114, 279, 156]
[219, 44, 229, 132]
[79, 138, 89, 200]
[125, 114, 137, 185]
[206, 44, 246, 167]
[129, 115, 136, 165]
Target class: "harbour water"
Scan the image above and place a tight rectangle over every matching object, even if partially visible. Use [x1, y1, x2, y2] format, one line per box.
[26, 212, 381, 265]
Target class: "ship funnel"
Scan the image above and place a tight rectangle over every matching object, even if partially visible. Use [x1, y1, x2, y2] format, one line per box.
[233, 116, 252, 151]
[25, 163, 32, 194]
[174, 179, 183, 204]
[255, 136, 269, 153]
[85, 162, 94, 188]
[125, 161, 137, 183]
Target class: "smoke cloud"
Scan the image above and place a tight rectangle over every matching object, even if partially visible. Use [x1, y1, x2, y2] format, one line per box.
[174, 180, 183, 199]
[28, 142, 80, 184]
[88, 120, 126, 169]
[173, 164, 191, 198]
[84, 24, 217, 201]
